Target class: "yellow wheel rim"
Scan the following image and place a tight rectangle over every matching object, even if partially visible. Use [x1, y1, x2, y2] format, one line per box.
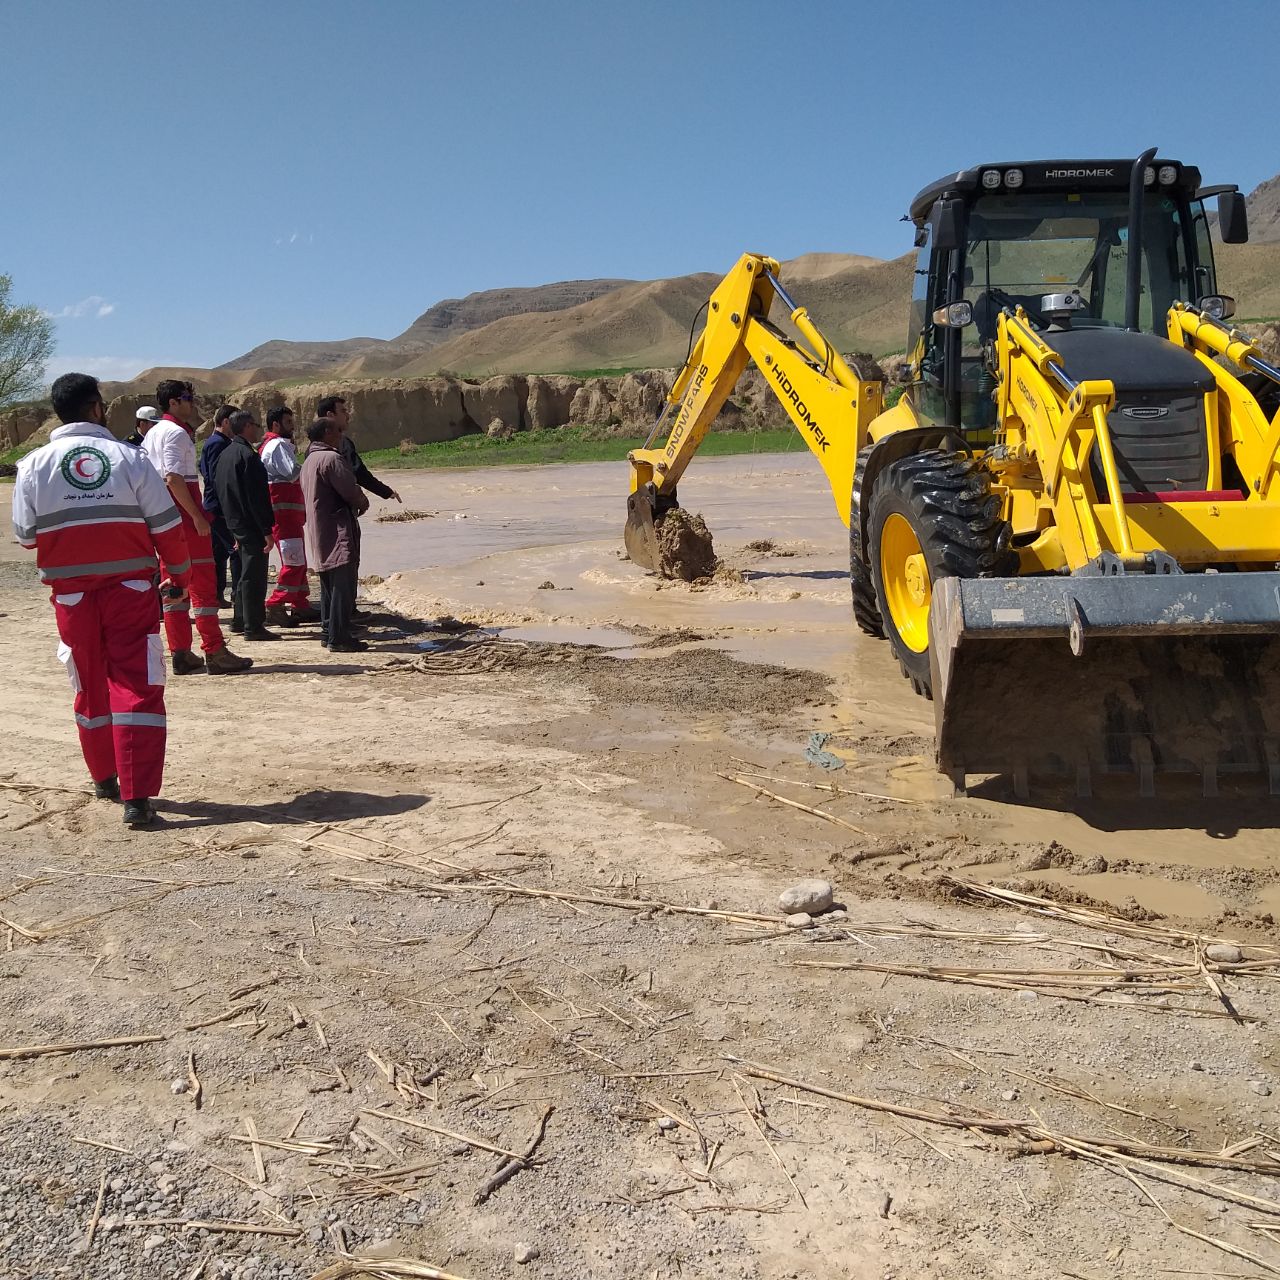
[880, 512, 931, 654]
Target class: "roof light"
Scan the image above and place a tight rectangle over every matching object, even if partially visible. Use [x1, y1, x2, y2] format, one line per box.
[981, 169, 1002, 190]
[1158, 164, 1178, 186]
[1143, 166, 1156, 186]
[1004, 168, 1024, 189]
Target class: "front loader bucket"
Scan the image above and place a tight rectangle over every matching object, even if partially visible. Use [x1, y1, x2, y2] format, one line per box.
[929, 573, 1280, 798]
[624, 488, 664, 574]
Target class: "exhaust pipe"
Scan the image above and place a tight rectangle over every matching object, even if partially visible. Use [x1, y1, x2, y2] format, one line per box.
[1125, 146, 1158, 332]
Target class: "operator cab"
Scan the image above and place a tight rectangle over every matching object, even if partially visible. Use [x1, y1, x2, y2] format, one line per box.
[904, 158, 1249, 435]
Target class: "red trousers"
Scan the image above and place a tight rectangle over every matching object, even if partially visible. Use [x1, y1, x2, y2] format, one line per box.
[265, 535, 311, 607]
[52, 579, 168, 801]
[162, 487, 225, 655]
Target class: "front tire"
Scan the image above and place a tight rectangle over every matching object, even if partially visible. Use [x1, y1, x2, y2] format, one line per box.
[849, 445, 884, 637]
[867, 450, 1013, 698]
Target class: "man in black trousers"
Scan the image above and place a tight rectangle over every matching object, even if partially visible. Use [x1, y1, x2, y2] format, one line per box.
[200, 403, 241, 607]
[214, 411, 278, 642]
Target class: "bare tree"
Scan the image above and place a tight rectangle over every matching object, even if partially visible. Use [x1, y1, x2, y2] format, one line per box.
[0, 275, 55, 407]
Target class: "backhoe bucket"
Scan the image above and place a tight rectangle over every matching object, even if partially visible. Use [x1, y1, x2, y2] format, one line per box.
[624, 489, 663, 574]
[929, 572, 1280, 797]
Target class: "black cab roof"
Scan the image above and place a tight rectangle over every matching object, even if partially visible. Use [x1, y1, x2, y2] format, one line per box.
[908, 159, 1202, 226]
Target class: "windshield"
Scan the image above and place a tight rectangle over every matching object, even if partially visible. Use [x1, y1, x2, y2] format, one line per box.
[964, 192, 1200, 336]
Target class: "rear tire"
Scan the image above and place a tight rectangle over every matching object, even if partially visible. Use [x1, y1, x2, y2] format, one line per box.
[867, 450, 1013, 698]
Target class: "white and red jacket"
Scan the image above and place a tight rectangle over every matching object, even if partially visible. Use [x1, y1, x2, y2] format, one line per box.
[259, 431, 305, 538]
[12, 423, 192, 593]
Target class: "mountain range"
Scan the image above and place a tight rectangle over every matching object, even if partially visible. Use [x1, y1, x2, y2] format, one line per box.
[108, 175, 1280, 396]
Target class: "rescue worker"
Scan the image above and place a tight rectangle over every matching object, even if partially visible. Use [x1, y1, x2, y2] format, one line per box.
[140, 380, 251, 676]
[11, 373, 193, 828]
[259, 405, 316, 625]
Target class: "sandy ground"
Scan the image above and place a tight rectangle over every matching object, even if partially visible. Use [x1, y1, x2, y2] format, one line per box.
[2, 454, 1280, 1280]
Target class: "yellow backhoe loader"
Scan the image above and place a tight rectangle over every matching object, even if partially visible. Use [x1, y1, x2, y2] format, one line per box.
[625, 151, 1280, 796]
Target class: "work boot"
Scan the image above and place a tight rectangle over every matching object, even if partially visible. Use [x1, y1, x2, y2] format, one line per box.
[290, 605, 320, 624]
[93, 775, 121, 802]
[172, 649, 205, 676]
[329, 639, 370, 653]
[205, 646, 253, 675]
[242, 628, 282, 642]
[122, 799, 158, 828]
[264, 604, 297, 627]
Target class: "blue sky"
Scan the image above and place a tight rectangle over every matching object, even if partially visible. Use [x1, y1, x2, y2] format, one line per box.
[3, 0, 1278, 382]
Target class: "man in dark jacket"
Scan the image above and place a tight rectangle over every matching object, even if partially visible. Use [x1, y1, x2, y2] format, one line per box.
[200, 404, 241, 607]
[214, 411, 278, 641]
[316, 395, 401, 505]
[301, 417, 370, 652]
[316, 395, 399, 618]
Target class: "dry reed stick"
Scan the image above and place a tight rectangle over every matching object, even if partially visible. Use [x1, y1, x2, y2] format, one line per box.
[474, 1105, 553, 1204]
[719, 773, 870, 836]
[0, 1033, 165, 1061]
[361, 1108, 522, 1161]
[312, 1260, 472, 1280]
[729, 1058, 1280, 1176]
[790, 958, 1243, 1018]
[730, 1073, 807, 1208]
[82, 1173, 107, 1251]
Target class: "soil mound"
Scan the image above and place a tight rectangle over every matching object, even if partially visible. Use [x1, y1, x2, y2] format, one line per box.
[654, 509, 717, 581]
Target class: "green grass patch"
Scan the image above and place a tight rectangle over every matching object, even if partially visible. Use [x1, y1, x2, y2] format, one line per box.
[363, 425, 809, 470]
[1, 440, 39, 466]
[548, 366, 643, 380]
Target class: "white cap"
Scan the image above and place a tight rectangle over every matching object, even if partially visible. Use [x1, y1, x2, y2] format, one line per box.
[136, 405, 162, 422]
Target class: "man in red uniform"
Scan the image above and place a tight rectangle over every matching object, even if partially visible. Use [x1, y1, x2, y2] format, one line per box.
[12, 373, 194, 828]
[140, 379, 251, 675]
[259, 406, 316, 625]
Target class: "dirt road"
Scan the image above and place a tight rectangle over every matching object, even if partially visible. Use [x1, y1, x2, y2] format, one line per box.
[2, 456, 1279, 1280]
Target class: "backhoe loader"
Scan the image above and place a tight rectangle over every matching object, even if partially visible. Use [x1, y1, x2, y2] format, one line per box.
[625, 151, 1280, 796]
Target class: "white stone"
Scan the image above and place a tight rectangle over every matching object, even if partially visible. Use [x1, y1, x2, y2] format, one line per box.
[1205, 943, 1243, 964]
[779, 879, 834, 915]
[142, 1234, 166, 1255]
[785, 912, 814, 929]
[515, 1244, 540, 1264]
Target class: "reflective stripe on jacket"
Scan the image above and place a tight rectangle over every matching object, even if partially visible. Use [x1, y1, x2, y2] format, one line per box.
[11, 423, 192, 592]
[260, 433, 306, 537]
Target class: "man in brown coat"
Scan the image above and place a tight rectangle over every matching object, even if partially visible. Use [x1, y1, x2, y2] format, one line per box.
[300, 418, 369, 652]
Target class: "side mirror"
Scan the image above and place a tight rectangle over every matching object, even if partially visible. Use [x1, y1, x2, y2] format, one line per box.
[929, 198, 965, 252]
[932, 300, 974, 329]
[1198, 294, 1237, 322]
[1219, 190, 1249, 244]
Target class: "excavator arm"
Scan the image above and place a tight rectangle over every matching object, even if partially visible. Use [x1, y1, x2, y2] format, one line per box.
[624, 253, 884, 572]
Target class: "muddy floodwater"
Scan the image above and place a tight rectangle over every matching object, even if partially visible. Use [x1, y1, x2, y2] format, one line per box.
[362, 453, 1280, 916]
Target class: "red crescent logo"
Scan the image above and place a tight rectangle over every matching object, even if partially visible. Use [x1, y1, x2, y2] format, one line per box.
[73, 456, 95, 479]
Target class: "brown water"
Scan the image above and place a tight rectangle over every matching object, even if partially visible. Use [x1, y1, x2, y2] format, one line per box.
[361, 455, 1280, 893]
